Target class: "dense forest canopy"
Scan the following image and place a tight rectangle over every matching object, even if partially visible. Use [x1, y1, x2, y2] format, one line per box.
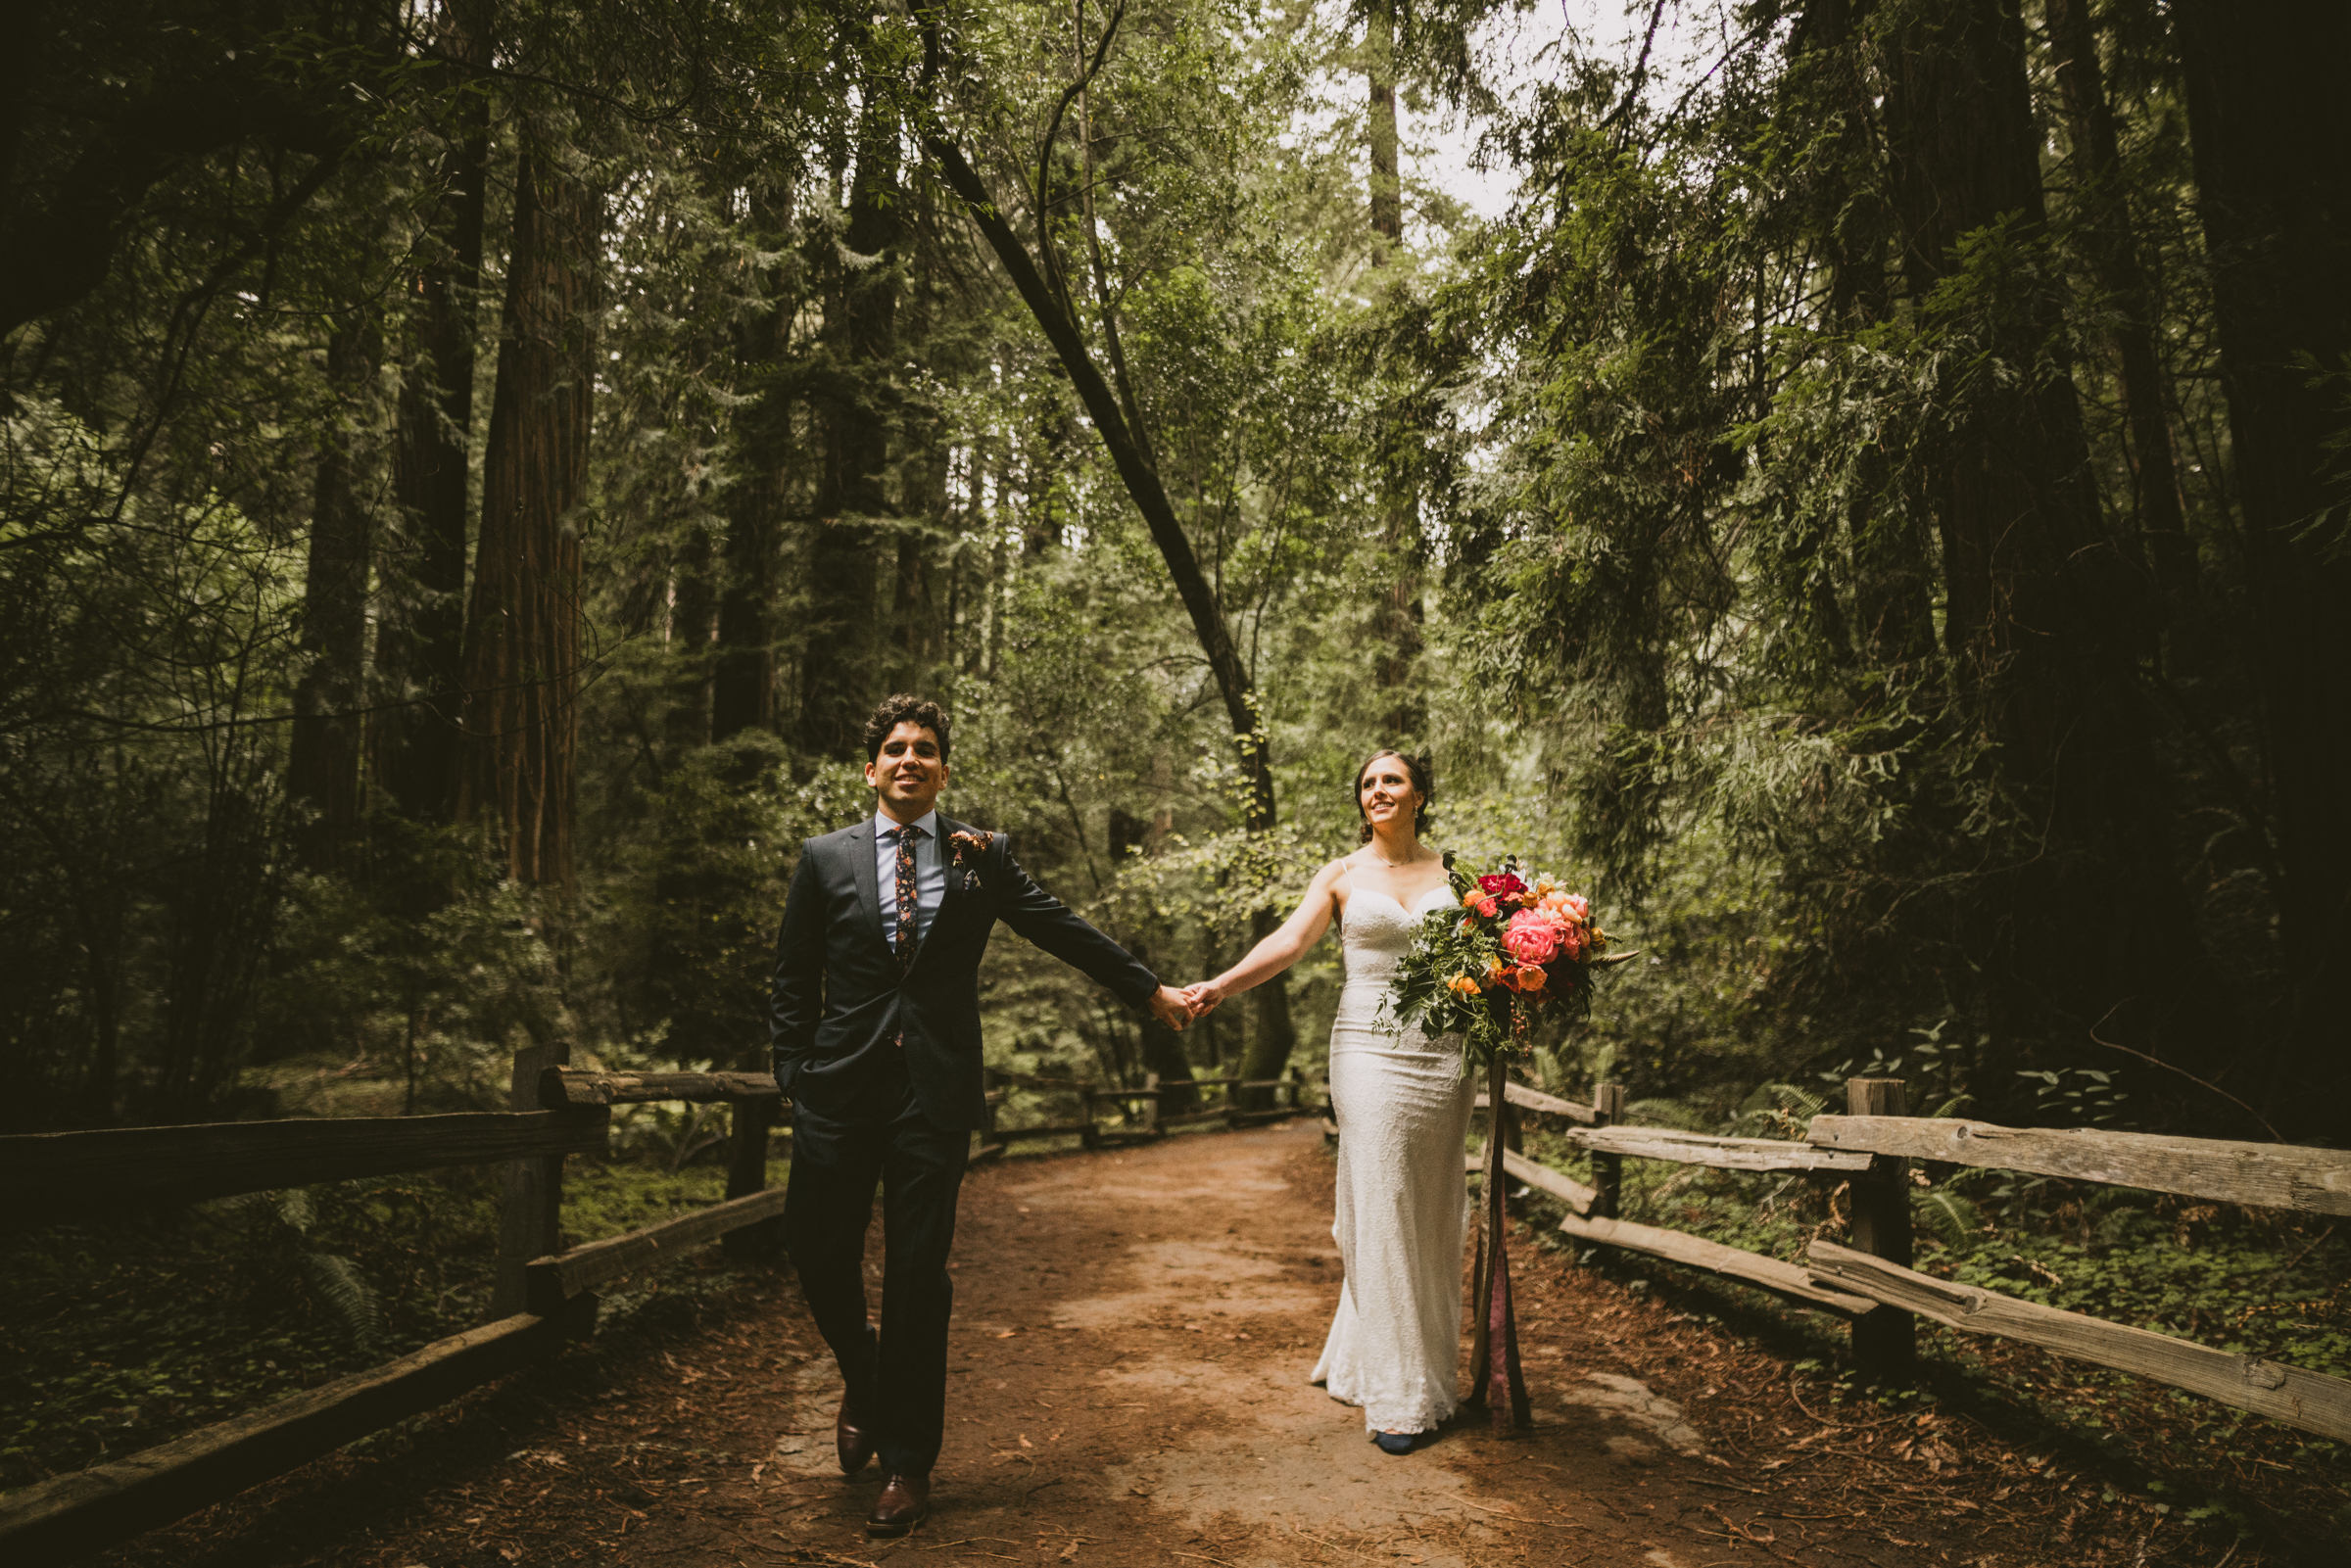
[3, 0, 2345, 1141]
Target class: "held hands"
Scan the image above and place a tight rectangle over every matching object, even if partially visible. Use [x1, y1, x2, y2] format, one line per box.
[1148, 984, 1200, 1031]
[1178, 980, 1224, 1019]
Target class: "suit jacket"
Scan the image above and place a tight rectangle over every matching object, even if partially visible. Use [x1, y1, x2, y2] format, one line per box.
[768, 812, 1159, 1132]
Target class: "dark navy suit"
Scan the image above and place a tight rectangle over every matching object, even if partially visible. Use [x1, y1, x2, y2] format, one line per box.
[768, 812, 1157, 1475]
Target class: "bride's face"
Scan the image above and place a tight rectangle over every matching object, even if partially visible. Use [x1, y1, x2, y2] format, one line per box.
[1359, 758, 1419, 835]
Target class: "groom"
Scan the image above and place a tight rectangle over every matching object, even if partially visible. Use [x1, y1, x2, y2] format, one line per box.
[768, 693, 1194, 1536]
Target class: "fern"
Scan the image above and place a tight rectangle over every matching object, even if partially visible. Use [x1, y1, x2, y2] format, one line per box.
[302, 1253, 387, 1356]
[1917, 1187, 1984, 1256]
[275, 1187, 316, 1235]
[1625, 1096, 1709, 1132]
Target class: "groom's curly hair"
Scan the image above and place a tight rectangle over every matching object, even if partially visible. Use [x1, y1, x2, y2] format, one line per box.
[1354, 749, 1435, 844]
[864, 693, 953, 763]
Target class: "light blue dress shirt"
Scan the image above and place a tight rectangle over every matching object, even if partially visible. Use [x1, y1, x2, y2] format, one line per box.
[875, 808, 945, 950]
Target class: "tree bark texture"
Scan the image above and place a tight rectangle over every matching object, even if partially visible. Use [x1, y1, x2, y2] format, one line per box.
[1884, 0, 2207, 1070]
[289, 315, 381, 870]
[378, 0, 493, 822]
[1366, 4, 1403, 250]
[2044, 0, 2199, 606]
[456, 143, 598, 889]
[2174, 0, 2351, 1125]
[799, 105, 901, 759]
[713, 180, 792, 745]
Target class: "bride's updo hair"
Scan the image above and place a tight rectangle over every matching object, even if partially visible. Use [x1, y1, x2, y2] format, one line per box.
[1354, 749, 1435, 844]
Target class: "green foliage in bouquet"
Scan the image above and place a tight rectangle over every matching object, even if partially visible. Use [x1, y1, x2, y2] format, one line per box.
[1386, 853, 1624, 1066]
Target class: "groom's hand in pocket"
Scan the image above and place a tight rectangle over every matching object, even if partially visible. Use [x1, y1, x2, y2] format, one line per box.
[1148, 984, 1195, 1031]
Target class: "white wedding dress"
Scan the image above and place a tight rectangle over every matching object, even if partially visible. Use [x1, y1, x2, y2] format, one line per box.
[1312, 882, 1475, 1434]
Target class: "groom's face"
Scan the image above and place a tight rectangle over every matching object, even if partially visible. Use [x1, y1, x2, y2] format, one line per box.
[866, 722, 949, 820]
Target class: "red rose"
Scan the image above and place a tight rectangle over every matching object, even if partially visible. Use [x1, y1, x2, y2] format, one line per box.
[1478, 873, 1527, 896]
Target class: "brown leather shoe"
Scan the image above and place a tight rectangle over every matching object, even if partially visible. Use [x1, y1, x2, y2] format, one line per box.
[836, 1397, 875, 1477]
[865, 1471, 931, 1537]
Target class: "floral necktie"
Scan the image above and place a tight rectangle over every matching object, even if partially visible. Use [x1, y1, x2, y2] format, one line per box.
[893, 824, 927, 972]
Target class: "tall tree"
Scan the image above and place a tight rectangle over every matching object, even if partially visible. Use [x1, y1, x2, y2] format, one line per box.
[798, 101, 903, 757]
[2044, 0, 2199, 605]
[1884, 0, 2205, 1069]
[2174, 0, 2351, 1123]
[712, 177, 793, 745]
[907, 0, 1302, 1087]
[378, 0, 495, 821]
[288, 314, 381, 869]
[456, 139, 600, 888]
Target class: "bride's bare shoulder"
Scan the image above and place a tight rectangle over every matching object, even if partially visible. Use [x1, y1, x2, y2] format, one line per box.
[1314, 853, 1363, 887]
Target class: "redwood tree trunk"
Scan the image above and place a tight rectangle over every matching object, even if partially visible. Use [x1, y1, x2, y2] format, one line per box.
[713, 179, 792, 745]
[456, 143, 598, 888]
[289, 315, 381, 870]
[1885, 0, 2207, 1083]
[2044, 0, 2199, 606]
[799, 104, 901, 758]
[378, 0, 492, 823]
[2174, 0, 2351, 1126]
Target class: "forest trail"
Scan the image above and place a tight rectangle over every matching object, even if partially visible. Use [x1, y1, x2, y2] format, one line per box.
[101, 1120, 2212, 1568]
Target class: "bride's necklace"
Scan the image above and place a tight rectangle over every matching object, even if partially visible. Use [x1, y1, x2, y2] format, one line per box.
[1367, 841, 1417, 869]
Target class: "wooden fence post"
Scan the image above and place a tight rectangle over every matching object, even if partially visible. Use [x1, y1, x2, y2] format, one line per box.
[493, 1039, 570, 1319]
[1589, 1083, 1627, 1220]
[1846, 1075, 1915, 1377]
[721, 1074, 785, 1261]
[1141, 1072, 1161, 1135]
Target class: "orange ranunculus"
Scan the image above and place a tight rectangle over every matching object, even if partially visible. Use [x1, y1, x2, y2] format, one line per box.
[1472, 894, 1501, 919]
[1513, 965, 1549, 993]
[1462, 888, 1483, 908]
[1446, 973, 1482, 997]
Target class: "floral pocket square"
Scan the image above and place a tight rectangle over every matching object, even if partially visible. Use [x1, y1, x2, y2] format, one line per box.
[948, 829, 993, 890]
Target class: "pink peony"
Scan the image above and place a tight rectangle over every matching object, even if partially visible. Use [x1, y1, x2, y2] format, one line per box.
[1559, 893, 1591, 924]
[1501, 909, 1561, 965]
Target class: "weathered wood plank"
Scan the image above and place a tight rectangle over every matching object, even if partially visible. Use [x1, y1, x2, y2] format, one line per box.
[1558, 1125, 1872, 1172]
[1476, 1083, 1600, 1123]
[540, 1068, 781, 1108]
[524, 1188, 791, 1312]
[1464, 1148, 1599, 1213]
[1506, 1147, 1597, 1213]
[1805, 1116, 2351, 1215]
[1558, 1213, 1876, 1316]
[1806, 1240, 2351, 1443]
[0, 1309, 580, 1562]
[3, 1111, 612, 1209]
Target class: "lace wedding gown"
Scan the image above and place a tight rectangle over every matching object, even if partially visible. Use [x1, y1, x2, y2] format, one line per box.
[1312, 883, 1475, 1434]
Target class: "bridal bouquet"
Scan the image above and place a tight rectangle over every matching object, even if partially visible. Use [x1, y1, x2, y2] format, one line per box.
[1385, 854, 1620, 1064]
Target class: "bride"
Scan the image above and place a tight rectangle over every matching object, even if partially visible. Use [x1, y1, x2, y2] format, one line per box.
[1182, 750, 1472, 1454]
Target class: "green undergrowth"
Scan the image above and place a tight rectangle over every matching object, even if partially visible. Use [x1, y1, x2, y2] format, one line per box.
[0, 1155, 748, 1491]
[1505, 1098, 2350, 1543]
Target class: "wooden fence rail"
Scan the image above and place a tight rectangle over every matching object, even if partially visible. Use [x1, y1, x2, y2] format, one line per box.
[5, 1111, 612, 1210]
[1476, 1069, 2351, 1448]
[1808, 1114, 2351, 1216]
[0, 1050, 1333, 1562]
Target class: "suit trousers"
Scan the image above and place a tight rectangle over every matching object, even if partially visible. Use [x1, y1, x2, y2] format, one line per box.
[785, 1049, 970, 1478]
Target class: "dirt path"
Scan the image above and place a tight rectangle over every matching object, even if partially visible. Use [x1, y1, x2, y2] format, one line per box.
[102, 1119, 2249, 1568]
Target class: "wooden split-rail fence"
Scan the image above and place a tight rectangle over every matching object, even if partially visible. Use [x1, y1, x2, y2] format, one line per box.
[1464, 1074, 2351, 1447]
[0, 1051, 1321, 1564]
